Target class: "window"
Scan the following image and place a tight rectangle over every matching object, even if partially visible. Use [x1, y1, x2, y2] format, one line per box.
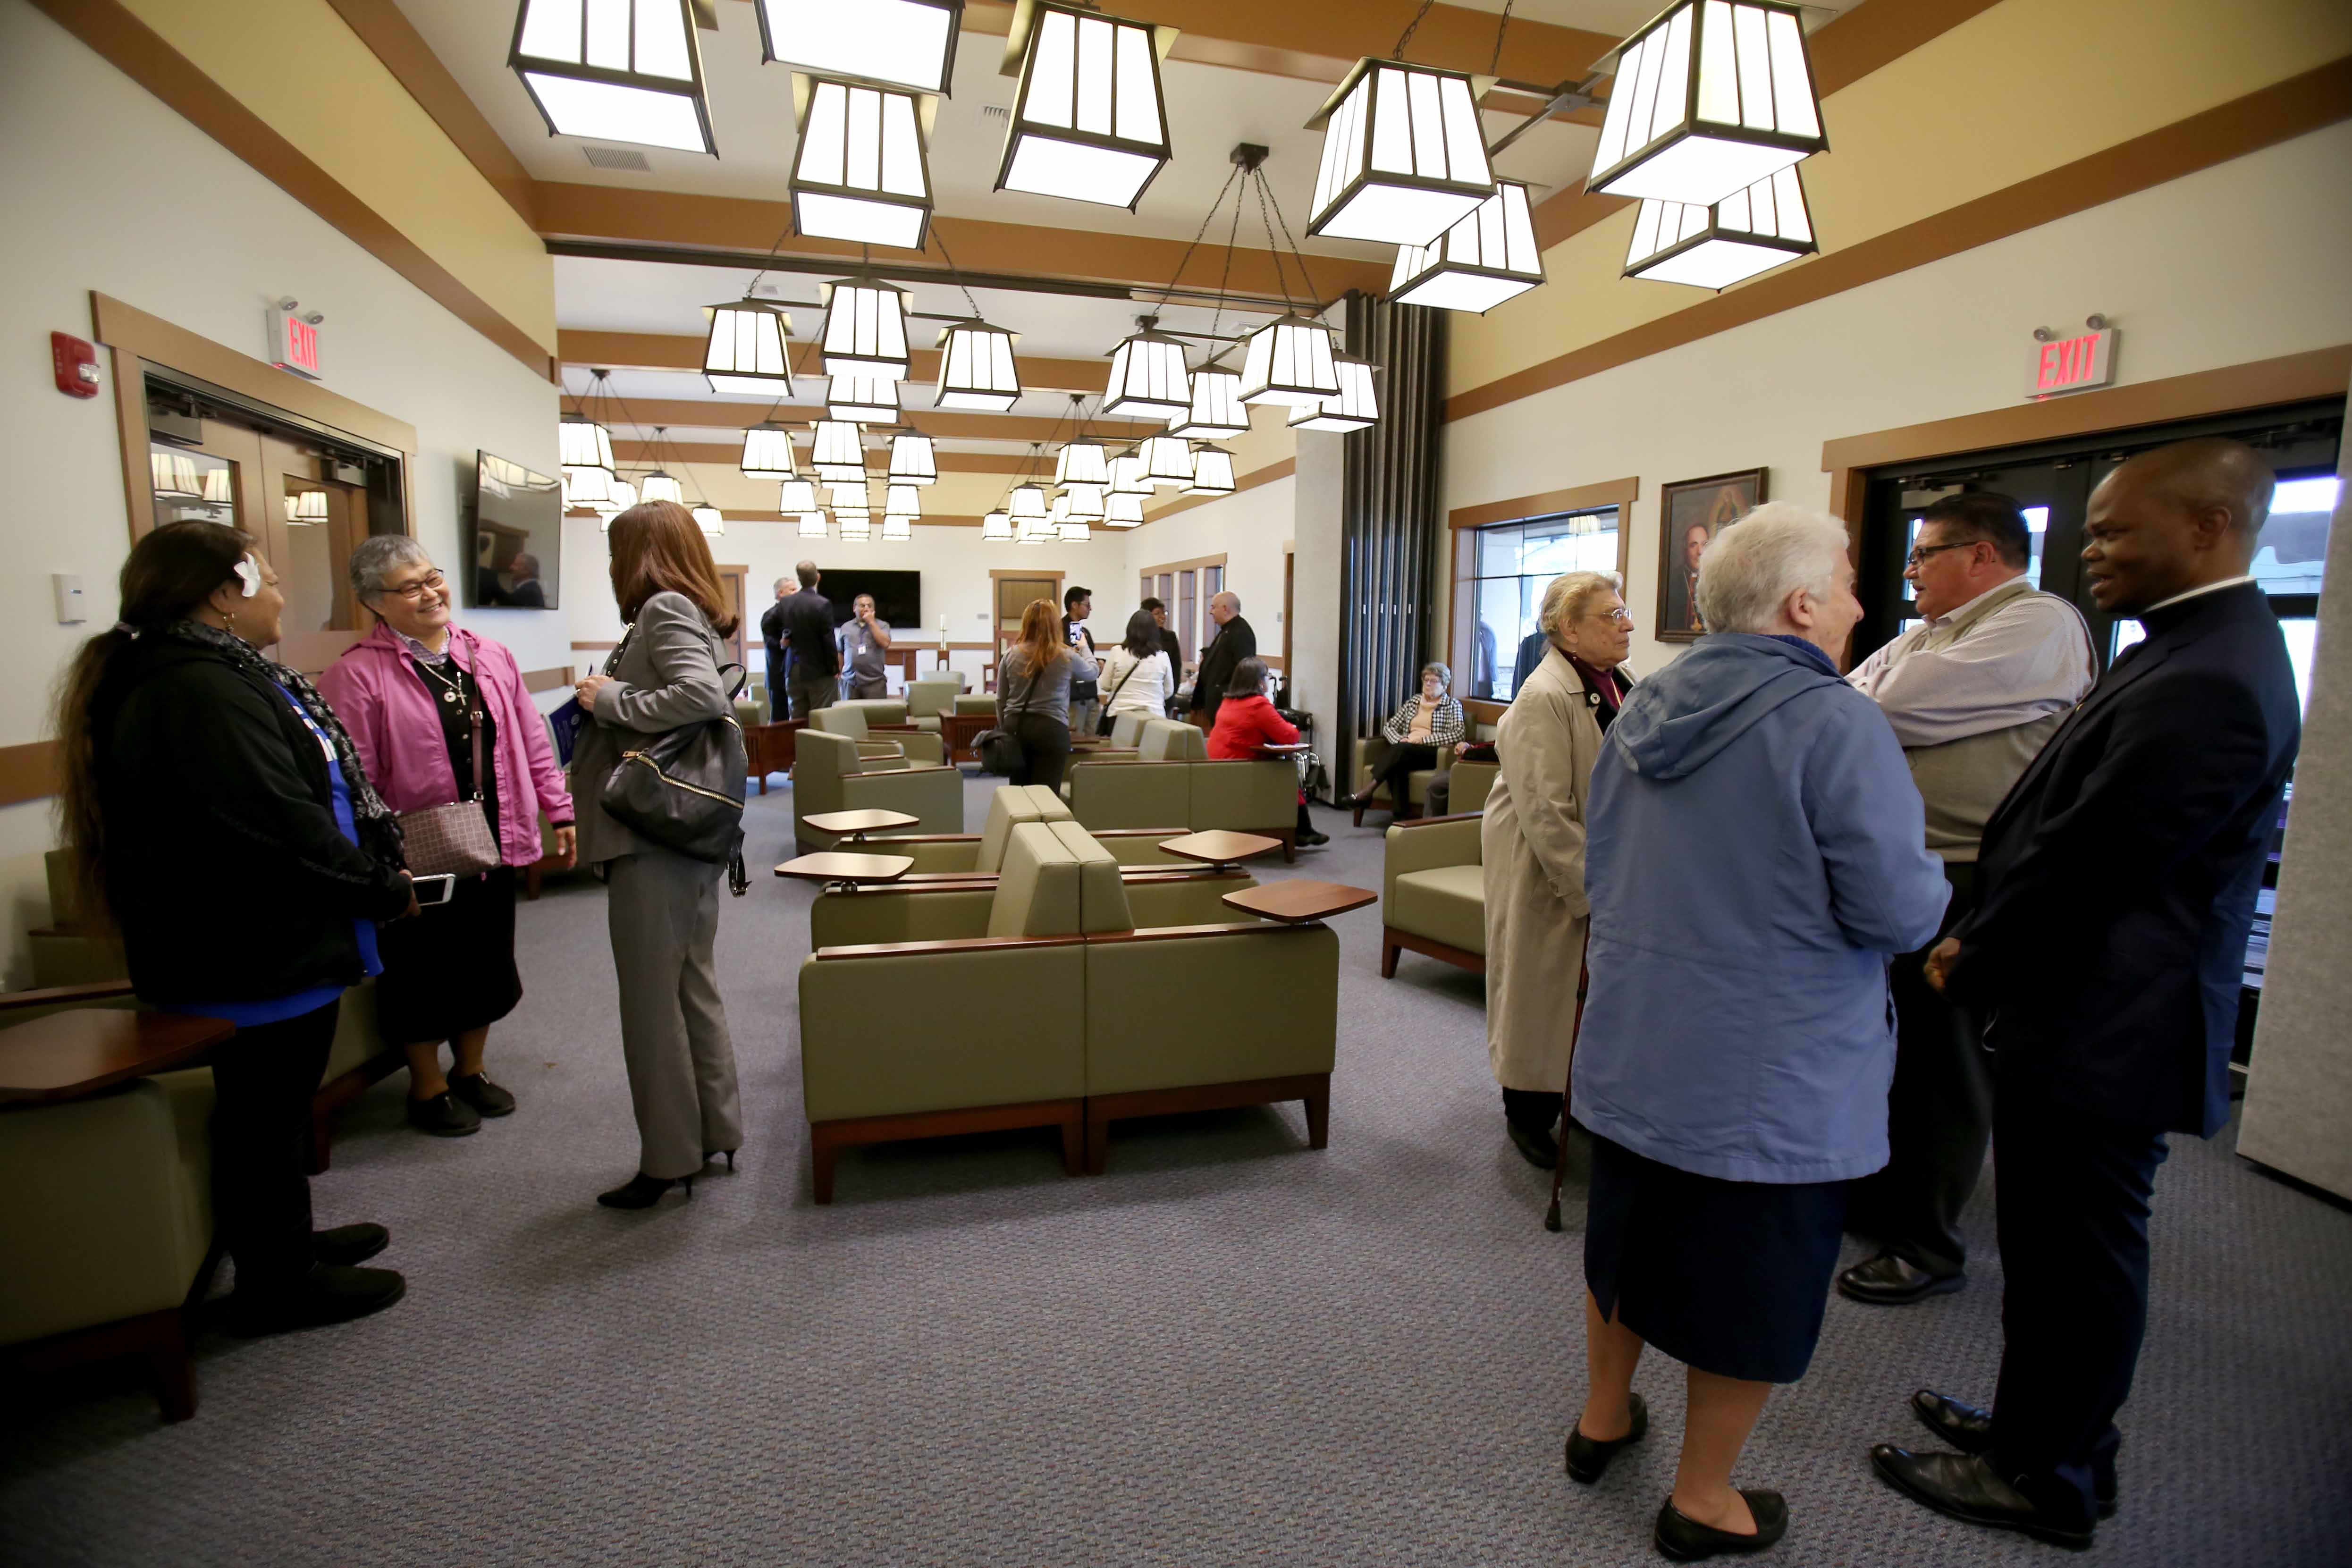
[1462, 508, 1621, 699]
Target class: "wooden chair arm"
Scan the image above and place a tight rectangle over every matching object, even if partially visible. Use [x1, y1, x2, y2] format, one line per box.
[815, 934, 1088, 961]
[1388, 811, 1484, 830]
[0, 979, 139, 1014]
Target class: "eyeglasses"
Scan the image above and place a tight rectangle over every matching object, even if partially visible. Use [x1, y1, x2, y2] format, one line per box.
[1905, 542, 1976, 569]
[381, 570, 447, 602]
[1587, 607, 1634, 624]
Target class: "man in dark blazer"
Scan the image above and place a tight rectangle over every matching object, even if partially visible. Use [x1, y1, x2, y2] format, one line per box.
[758, 577, 790, 722]
[1872, 440, 2301, 1549]
[777, 561, 839, 720]
[1189, 591, 1255, 725]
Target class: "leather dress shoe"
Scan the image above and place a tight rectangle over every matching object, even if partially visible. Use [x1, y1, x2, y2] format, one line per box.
[449, 1071, 516, 1117]
[1905, 1395, 2116, 1517]
[1837, 1251, 1964, 1306]
[407, 1090, 481, 1137]
[1652, 1490, 1788, 1560]
[1508, 1119, 1560, 1171]
[227, 1264, 406, 1337]
[1870, 1446, 2094, 1550]
[1565, 1392, 1647, 1483]
[313, 1222, 389, 1267]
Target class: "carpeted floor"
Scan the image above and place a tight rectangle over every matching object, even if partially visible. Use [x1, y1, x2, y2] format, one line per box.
[3, 774, 2345, 1567]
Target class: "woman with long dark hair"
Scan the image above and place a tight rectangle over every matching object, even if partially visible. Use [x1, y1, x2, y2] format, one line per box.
[994, 598, 1098, 790]
[571, 500, 743, 1212]
[55, 522, 416, 1335]
[1093, 608, 1175, 728]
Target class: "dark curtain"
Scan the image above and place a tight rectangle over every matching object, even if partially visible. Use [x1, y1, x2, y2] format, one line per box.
[1334, 291, 1447, 799]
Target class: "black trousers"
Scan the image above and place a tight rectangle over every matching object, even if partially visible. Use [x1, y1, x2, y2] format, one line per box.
[1847, 861, 1990, 1278]
[1984, 1077, 2170, 1526]
[1009, 713, 1073, 792]
[1503, 1087, 1562, 1134]
[208, 1000, 343, 1294]
[1365, 742, 1438, 802]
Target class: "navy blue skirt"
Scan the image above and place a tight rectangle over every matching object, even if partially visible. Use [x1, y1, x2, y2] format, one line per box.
[1583, 1130, 1849, 1384]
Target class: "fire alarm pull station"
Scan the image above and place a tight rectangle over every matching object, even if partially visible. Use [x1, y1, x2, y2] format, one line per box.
[52, 333, 101, 398]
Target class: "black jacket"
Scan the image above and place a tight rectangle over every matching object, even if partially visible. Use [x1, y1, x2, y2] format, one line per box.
[1946, 582, 2300, 1136]
[1190, 615, 1256, 720]
[759, 598, 788, 683]
[91, 636, 410, 1005]
[778, 587, 836, 678]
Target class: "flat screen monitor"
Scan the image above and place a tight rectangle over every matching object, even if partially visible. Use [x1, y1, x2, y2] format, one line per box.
[821, 569, 920, 630]
[467, 451, 561, 609]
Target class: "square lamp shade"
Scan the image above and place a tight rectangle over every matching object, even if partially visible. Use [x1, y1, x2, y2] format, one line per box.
[741, 422, 800, 478]
[151, 452, 202, 498]
[1054, 438, 1109, 487]
[1101, 325, 1190, 421]
[595, 480, 637, 530]
[936, 319, 1022, 411]
[981, 510, 1015, 541]
[838, 514, 873, 541]
[1104, 491, 1144, 527]
[888, 431, 938, 484]
[1183, 446, 1236, 495]
[702, 301, 794, 395]
[1585, 0, 1826, 208]
[1008, 483, 1050, 521]
[995, 2, 1176, 211]
[797, 512, 830, 539]
[1136, 434, 1194, 489]
[791, 78, 933, 250]
[1288, 355, 1380, 433]
[828, 374, 902, 424]
[1237, 314, 1340, 407]
[828, 482, 873, 515]
[1305, 58, 1493, 245]
[881, 513, 914, 540]
[1625, 164, 1816, 288]
[563, 464, 613, 507]
[1057, 522, 1092, 543]
[639, 471, 685, 505]
[1167, 367, 1249, 439]
[754, 0, 961, 96]
[1107, 450, 1150, 496]
[811, 420, 867, 483]
[820, 278, 912, 377]
[1016, 508, 1056, 543]
[1060, 481, 1105, 519]
[691, 504, 725, 536]
[885, 482, 924, 517]
[510, 0, 715, 155]
[560, 413, 616, 471]
[285, 490, 330, 524]
[779, 478, 821, 512]
[1389, 180, 1545, 314]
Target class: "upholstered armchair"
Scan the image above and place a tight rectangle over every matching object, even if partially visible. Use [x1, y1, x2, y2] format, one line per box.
[886, 784, 1188, 875]
[1380, 813, 1486, 977]
[904, 676, 964, 734]
[810, 705, 946, 766]
[792, 728, 963, 853]
[1445, 759, 1501, 815]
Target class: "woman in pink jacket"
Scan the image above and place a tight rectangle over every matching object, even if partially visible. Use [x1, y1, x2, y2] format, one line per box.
[318, 537, 575, 1136]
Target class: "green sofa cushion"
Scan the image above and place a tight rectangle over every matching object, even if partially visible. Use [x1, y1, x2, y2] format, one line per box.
[1391, 864, 1486, 955]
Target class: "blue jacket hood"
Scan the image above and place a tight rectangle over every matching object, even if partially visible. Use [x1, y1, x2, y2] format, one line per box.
[1608, 634, 1844, 781]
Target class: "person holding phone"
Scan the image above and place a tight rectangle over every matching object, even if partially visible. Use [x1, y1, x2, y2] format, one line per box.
[54, 522, 418, 1336]
[319, 537, 577, 1138]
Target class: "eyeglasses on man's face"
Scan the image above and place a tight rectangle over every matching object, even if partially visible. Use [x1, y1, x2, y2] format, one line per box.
[1905, 541, 1977, 570]
[383, 569, 447, 601]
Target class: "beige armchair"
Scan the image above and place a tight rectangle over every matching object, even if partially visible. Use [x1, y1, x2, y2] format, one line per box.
[1380, 812, 1485, 977]
[1444, 759, 1501, 816]
[887, 784, 1188, 875]
[810, 704, 946, 766]
[1065, 719, 1298, 857]
[904, 676, 964, 733]
[792, 728, 963, 853]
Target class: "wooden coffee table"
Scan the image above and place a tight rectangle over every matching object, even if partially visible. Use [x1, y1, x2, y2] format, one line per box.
[1221, 880, 1377, 925]
[801, 808, 920, 843]
[0, 1008, 238, 1107]
[1158, 830, 1284, 872]
[774, 852, 915, 894]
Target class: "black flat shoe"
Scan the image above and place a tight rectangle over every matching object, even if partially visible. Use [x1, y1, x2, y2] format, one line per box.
[597, 1172, 693, 1210]
[312, 1222, 389, 1267]
[1508, 1119, 1560, 1171]
[1296, 829, 1330, 848]
[448, 1071, 516, 1117]
[1869, 1446, 2094, 1550]
[407, 1091, 481, 1137]
[227, 1264, 405, 1337]
[1566, 1392, 1647, 1483]
[1837, 1251, 1964, 1305]
[1653, 1490, 1788, 1560]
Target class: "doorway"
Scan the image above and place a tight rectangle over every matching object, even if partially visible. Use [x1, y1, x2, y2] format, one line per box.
[713, 563, 750, 672]
[992, 571, 1062, 648]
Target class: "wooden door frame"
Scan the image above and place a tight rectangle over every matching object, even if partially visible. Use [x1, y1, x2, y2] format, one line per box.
[989, 567, 1064, 650]
[714, 563, 750, 673]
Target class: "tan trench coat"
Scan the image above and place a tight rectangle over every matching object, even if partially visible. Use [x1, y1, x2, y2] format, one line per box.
[1482, 645, 1605, 1095]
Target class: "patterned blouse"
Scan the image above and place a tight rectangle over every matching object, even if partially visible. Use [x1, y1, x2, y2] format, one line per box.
[1381, 693, 1465, 748]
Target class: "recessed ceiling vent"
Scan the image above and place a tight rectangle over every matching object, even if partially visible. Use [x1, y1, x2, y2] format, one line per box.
[980, 105, 1010, 122]
[582, 145, 653, 172]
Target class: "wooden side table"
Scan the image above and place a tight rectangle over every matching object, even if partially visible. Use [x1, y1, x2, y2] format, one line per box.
[776, 852, 915, 894]
[1159, 831, 1284, 873]
[0, 1009, 236, 1107]
[1221, 881, 1377, 925]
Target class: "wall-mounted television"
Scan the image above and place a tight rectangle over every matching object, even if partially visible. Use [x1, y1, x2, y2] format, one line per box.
[820, 568, 921, 630]
[467, 451, 561, 609]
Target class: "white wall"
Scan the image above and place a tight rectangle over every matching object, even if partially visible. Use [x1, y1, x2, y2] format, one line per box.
[0, 6, 561, 981]
[1118, 476, 1298, 661]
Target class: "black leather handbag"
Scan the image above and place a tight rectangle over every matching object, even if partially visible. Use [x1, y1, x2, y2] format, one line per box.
[600, 663, 750, 886]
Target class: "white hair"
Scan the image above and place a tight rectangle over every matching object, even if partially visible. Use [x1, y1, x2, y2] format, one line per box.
[1538, 570, 1623, 637]
[348, 534, 433, 602]
[1693, 502, 1851, 635]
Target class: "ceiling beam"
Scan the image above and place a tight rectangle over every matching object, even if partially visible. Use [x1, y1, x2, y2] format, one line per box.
[561, 330, 1112, 394]
[588, 399, 1163, 443]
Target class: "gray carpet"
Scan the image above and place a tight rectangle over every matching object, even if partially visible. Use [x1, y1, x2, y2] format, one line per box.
[4, 775, 2345, 1567]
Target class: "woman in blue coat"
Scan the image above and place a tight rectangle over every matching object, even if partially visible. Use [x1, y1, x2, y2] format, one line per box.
[1564, 504, 1949, 1560]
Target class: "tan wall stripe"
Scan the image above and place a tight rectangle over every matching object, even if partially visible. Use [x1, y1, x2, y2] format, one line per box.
[320, 0, 536, 226]
[0, 742, 60, 810]
[1135, 457, 1297, 529]
[1454, 57, 2352, 425]
[522, 666, 573, 694]
[596, 400, 1164, 442]
[1447, 476, 1640, 531]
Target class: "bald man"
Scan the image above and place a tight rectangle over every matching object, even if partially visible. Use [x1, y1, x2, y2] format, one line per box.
[1189, 591, 1255, 725]
[1873, 440, 2301, 1549]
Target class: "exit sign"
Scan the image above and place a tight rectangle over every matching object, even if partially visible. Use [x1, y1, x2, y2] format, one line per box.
[269, 302, 323, 379]
[2025, 326, 2115, 399]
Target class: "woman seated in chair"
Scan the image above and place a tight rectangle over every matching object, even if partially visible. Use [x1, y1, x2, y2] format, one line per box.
[1342, 662, 1465, 818]
[1208, 658, 1327, 849]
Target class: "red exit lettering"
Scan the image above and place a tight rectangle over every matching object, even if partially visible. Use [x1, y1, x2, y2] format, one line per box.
[285, 318, 319, 372]
[2029, 327, 2113, 399]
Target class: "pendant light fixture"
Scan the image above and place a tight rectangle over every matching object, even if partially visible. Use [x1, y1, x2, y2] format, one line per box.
[1108, 450, 1151, 497]
[692, 504, 726, 536]
[790, 78, 935, 250]
[1238, 312, 1341, 407]
[754, 0, 962, 95]
[1057, 521, 1092, 544]
[1624, 164, 1816, 288]
[741, 422, 800, 478]
[564, 463, 613, 507]
[1054, 395, 1110, 485]
[881, 513, 914, 541]
[820, 278, 912, 377]
[1167, 367, 1249, 439]
[1104, 491, 1144, 527]
[885, 483, 924, 518]
[1585, 0, 1827, 208]
[828, 373, 902, 424]
[995, 2, 1177, 211]
[797, 512, 830, 539]
[1288, 354, 1380, 433]
[1304, 57, 1494, 245]
[637, 425, 684, 505]
[811, 419, 867, 483]
[887, 430, 938, 485]
[1388, 179, 1546, 313]
[838, 514, 873, 541]
[828, 482, 872, 517]
[981, 509, 1014, 542]
[779, 478, 821, 513]
[595, 480, 638, 531]
[284, 490, 330, 524]
[1008, 483, 1050, 523]
[1060, 482, 1106, 520]
[560, 408, 617, 473]
[935, 319, 1022, 411]
[1183, 446, 1237, 495]
[1137, 434, 1195, 489]
[701, 300, 794, 395]
[1100, 318, 1191, 421]
[150, 452, 201, 499]
[509, 0, 716, 155]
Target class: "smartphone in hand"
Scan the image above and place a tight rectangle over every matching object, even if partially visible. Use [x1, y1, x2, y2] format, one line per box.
[411, 873, 458, 908]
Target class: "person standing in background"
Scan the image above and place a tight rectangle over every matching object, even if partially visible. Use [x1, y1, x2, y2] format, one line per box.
[1061, 586, 1099, 739]
[838, 593, 892, 700]
[777, 561, 836, 720]
[1096, 609, 1176, 729]
[995, 599, 1098, 790]
[1837, 494, 2096, 1307]
[1876, 441, 2301, 1551]
[502, 553, 546, 609]
[1142, 596, 1185, 712]
[758, 578, 790, 723]
[1189, 592, 1255, 726]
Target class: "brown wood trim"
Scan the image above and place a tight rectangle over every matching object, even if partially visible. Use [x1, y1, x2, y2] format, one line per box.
[0, 741, 61, 809]
[810, 1096, 1085, 1201]
[814, 933, 1090, 960]
[1138, 457, 1297, 528]
[1085, 1071, 1329, 1172]
[570, 641, 621, 651]
[0, 978, 138, 1014]
[588, 399, 1161, 443]
[521, 666, 572, 695]
[614, 440, 1048, 477]
[579, 336, 1111, 397]
[1464, 57, 2352, 425]
[1382, 926, 1488, 977]
[319, 0, 535, 225]
[29, 1, 555, 384]
[1386, 810, 1485, 831]
[2, 1306, 196, 1423]
[1138, 551, 1232, 577]
[1091, 828, 1190, 839]
[1082, 922, 1305, 944]
[1464, 698, 1507, 726]
[1448, 476, 1640, 531]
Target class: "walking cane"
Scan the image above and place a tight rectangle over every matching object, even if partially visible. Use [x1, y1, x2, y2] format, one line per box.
[1543, 928, 1594, 1233]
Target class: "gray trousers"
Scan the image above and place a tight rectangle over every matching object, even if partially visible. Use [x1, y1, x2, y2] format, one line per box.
[846, 674, 888, 700]
[606, 850, 742, 1180]
[788, 672, 837, 721]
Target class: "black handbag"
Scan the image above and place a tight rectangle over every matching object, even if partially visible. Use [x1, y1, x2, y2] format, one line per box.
[600, 662, 751, 888]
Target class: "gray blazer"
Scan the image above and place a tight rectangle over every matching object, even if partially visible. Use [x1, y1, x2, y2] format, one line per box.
[573, 590, 734, 866]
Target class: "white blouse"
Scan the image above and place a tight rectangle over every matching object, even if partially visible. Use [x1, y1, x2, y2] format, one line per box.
[1097, 646, 1174, 716]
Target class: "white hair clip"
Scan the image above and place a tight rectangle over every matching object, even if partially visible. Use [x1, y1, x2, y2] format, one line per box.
[234, 553, 261, 598]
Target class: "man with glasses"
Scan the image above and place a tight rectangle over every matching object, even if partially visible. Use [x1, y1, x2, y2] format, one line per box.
[1838, 494, 2097, 1306]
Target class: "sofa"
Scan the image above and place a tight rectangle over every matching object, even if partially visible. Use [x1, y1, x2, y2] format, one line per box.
[810, 703, 947, 766]
[798, 820, 1337, 1200]
[1064, 719, 1298, 857]
[792, 727, 963, 853]
[1381, 812, 1486, 977]
[1350, 721, 1501, 824]
[883, 784, 1189, 875]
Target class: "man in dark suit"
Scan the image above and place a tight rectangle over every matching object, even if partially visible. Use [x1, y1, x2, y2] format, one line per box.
[758, 577, 790, 722]
[1872, 440, 2301, 1549]
[776, 561, 838, 721]
[1188, 591, 1254, 725]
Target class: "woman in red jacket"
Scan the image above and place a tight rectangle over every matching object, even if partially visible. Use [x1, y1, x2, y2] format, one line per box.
[1207, 658, 1327, 848]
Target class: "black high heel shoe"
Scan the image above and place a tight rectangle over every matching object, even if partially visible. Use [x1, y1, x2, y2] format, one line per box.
[1566, 1392, 1648, 1483]
[704, 1149, 738, 1172]
[596, 1172, 693, 1210]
